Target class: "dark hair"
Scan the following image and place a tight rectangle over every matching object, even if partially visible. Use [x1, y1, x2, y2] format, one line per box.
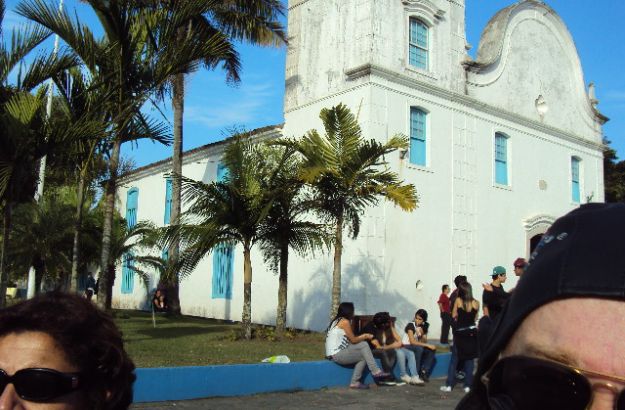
[454, 275, 467, 288]
[0, 292, 135, 409]
[442, 284, 449, 292]
[415, 309, 430, 334]
[328, 302, 355, 330]
[458, 282, 474, 310]
[371, 312, 394, 344]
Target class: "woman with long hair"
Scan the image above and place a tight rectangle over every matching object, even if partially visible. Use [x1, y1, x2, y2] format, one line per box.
[441, 281, 480, 393]
[325, 302, 391, 389]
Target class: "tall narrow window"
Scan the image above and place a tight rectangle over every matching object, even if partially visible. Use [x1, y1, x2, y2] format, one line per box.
[409, 18, 429, 70]
[571, 157, 581, 203]
[121, 252, 135, 294]
[410, 107, 427, 166]
[212, 162, 234, 299]
[125, 188, 138, 228]
[122, 188, 138, 294]
[164, 178, 173, 225]
[494, 133, 509, 185]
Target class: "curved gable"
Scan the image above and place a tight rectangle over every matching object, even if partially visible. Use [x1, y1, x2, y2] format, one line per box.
[466, 1, 606, 142]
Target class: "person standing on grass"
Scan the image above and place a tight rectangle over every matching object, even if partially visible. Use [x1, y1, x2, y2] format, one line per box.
[325, 302, 391, 389]
[438, 284, 452, 344]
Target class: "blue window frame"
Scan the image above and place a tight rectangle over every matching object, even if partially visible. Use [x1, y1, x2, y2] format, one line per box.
[494, 133, 509, 185]
[410, 107, 427, 166]
[409, 18, 428, 70]
[164, 178, 173, 225]
[571, 157, 581, 203]
[121, 253, 134, 294]
[212, 162, 234, 299]
[122, 188, 138, 293]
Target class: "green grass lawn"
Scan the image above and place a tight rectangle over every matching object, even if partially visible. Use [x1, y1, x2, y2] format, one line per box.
[114, 310, 325, 368]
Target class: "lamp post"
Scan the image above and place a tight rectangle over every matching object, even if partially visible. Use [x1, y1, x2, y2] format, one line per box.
[26, 0, 64, 299]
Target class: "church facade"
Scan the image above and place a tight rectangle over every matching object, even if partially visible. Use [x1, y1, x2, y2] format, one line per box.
[113, 0, 607, 335]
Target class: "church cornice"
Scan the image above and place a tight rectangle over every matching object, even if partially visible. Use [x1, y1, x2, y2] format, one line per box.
[331, 63, 604, 152]
[402, 0, 446, 21]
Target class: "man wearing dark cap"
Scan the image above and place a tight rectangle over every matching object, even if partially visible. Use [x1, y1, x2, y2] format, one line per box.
[458, 203, 625, 410]
[513, 257, 527, 277]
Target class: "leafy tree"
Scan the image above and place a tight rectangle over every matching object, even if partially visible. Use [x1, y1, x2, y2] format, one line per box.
[258, 145, 330, 336]
[164, 135, 278, 339]
[603, 138, 625, 203]
[280, 104, 419, 317]
[139, 0, 286, 315]
[18, 0, 223, 309]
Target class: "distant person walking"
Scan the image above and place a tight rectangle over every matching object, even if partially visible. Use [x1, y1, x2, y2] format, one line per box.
[84, 273, 96, 301]
[438, 284, 451, 344]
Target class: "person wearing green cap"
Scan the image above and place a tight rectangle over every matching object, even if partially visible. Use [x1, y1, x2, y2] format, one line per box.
[478, 266, 510, 357]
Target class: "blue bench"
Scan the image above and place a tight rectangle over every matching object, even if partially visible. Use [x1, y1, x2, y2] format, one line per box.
[133, 353, 451, 402]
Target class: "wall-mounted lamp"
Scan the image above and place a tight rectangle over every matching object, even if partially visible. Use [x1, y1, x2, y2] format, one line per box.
[400, 149, 409, 160]
[415, 280, 424, 291]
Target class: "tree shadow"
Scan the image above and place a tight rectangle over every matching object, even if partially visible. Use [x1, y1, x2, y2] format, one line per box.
[133, 324, 234, 339]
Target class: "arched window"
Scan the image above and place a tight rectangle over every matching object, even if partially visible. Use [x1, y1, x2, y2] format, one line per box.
[126, 188, 139, 228]
[409, 18, 429, 70]
[494, 133, 509, 185]
[571, 156, 581, 203]
[122, 188, 139, 294]
[410, 107, 427, 166]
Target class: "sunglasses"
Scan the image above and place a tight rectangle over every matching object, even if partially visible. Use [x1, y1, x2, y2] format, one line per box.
[0, 368, 81, 402]
[482, 356, 625, 410]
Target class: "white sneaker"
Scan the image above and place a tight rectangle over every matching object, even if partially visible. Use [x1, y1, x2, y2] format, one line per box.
[440, 385, 452, 392]
[410, 376, 424, 385]
[400, 375, 412, 384]
[464, 387, 471, 393]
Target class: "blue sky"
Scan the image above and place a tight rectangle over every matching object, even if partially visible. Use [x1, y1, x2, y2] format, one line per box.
[4, 0, 624, 166]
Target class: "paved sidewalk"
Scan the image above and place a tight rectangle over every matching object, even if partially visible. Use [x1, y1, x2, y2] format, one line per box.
[132, 378, 465, 409]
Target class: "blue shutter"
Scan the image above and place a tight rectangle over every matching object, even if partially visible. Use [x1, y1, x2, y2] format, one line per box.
[164, 178, 173, 224]
[495, 133, 508, 185]
[126, 188, 139, 228]
[571, 157, 580, 203]
[409, 19, 428, 70]
[410, 107, 427, 166]
[212, 244, 234, 299]
[212, 162, 234, 299]
[122, 188, 139, 293]
[121, 252, 134, 294]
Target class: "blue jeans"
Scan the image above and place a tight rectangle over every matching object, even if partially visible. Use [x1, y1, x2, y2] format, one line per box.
[445, 344, 474, 388]
[404, 345, 436, 376]
[395, 347, 417, 377]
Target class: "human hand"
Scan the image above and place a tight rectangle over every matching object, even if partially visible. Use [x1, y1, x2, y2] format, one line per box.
[363, 333, 374, 340]
[427, 344, 437, 351]
[483, 283, 493, 292]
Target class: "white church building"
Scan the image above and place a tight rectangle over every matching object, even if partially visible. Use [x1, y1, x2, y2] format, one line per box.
[113, 0, 607, 336]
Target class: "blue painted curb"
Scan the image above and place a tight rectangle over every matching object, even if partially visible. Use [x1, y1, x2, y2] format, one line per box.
[133, 352, 451, 402]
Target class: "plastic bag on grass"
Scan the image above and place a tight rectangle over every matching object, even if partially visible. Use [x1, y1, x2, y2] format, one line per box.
[261, 355, 290, 363]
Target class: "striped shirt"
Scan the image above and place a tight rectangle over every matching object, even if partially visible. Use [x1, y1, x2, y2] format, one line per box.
[325, 319, 350, 356]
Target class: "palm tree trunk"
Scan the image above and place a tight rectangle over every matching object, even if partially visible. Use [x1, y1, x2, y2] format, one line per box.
[242, 242, 253, 340]
[70, 173, 86, 292]
[0, 203, 12, 308]
[331, 213, 344, 319]
[97, 139, 121, 310]
[167, 71, 184, 315]
[275, 243, 289, 337]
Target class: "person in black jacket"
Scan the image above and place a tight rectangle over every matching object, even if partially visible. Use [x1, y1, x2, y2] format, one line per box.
[459, 203, 625, 410]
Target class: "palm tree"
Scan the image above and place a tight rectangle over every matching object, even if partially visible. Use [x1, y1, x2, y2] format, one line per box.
[18, 0, 227, 309]
[138, 0, 286, 315]
[280, 103, 419, 317]
[258, 145, 331, 337]
[0, 0, 76, 306]
[164, 135, 278, 339]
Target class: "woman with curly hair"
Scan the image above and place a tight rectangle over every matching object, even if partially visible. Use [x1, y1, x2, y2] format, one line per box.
[0, 291, 135, 409]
